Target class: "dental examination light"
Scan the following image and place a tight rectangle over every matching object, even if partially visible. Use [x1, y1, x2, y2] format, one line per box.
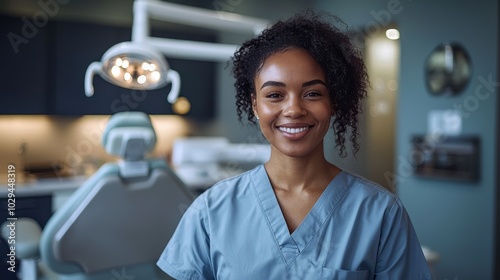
[84, 0, 268, 105]
[85, 42, 181, 103]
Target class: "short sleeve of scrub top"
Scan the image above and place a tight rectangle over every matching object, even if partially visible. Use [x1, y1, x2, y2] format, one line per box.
[157, 165, 432, 280]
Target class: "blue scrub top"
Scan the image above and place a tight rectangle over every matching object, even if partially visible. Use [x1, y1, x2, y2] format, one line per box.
[157, 165, 432, 279]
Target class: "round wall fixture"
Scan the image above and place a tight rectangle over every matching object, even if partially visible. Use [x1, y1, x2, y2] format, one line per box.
[425, 42, 472, 96]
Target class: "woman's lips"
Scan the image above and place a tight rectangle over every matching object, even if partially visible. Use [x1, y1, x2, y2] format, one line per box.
[276, 125, 313, 139]
[278, 126, 310, 134]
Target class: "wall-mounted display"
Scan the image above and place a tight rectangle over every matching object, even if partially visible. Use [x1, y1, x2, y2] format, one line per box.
[411, 135, 480, 182]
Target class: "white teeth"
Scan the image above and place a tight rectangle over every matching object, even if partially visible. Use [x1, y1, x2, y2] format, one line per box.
[279, 127, 309, 134]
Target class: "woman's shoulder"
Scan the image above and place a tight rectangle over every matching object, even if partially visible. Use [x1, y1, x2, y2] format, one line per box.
[339, 170, 400, 205]
[335, 171, 410, 225]
[343, 171, 395, 193]
[211, 164, 261, 189]
[197, 164, 263, 203]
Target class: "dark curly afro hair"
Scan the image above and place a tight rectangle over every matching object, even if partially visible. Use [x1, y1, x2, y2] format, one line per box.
[231, 11, 368, 157]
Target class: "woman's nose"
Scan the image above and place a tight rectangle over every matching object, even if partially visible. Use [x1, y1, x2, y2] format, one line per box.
[282, 96, 307, 118]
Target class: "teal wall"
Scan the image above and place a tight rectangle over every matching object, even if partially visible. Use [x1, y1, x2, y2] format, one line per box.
[314, 0, 498, 279]
[396, 1, 497, 279]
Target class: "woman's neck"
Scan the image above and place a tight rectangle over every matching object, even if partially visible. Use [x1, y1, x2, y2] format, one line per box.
[264, 148, 340, 193]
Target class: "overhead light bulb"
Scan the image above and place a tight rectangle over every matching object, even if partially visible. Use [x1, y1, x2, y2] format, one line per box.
[137, 75, 147, 84]
[122, 59, 130, 68]
[115, 58, 123, 67]
[151, 71, 160, 82]
[124, 72, 132, 81]
[385, 28, 400, 40]
[111, 65, 121, 78]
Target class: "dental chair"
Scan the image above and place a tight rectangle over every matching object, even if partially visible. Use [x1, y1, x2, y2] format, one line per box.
[4, 111, 195, 280]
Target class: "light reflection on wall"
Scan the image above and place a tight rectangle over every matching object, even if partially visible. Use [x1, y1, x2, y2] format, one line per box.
[363, 28, 400, 190]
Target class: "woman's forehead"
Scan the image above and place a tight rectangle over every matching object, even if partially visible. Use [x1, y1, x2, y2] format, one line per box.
[255, 48, 325, 86]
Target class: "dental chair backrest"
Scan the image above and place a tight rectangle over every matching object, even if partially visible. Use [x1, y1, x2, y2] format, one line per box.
[40, 111, 195, 279]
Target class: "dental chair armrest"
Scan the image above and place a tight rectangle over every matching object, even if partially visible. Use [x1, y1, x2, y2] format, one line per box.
[1, 217, 42, 259]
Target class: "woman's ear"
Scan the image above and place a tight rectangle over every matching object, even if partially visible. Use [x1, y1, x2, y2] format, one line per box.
[251, 94, 259, 119]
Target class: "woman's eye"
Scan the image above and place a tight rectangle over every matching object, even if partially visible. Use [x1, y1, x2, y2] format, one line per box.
[266, 92, 282, 98]
[305, 91, 322, 97]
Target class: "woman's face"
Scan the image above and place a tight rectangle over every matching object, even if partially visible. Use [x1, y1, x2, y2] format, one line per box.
[252, 47, 332, 158]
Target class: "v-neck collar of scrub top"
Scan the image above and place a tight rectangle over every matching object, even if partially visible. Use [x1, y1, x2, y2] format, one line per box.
[251, 165, 349, 266]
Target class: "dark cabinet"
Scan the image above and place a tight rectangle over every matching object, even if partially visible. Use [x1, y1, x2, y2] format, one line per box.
[0, 16, 50, 114]
[1, 16, 216, 119]
[50, 21, 132, 115]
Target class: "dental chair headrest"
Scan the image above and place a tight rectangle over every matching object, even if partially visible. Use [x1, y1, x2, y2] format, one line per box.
[102, 112, 156, 161]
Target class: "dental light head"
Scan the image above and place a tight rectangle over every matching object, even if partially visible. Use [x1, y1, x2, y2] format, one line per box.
[85, 41, 180, 104]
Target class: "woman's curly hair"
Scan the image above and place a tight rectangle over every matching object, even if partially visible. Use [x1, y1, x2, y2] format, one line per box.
[231, 11, 368, 157]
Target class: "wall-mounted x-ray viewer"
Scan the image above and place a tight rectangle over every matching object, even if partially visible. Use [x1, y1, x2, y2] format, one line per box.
[411, 135, 480, 182]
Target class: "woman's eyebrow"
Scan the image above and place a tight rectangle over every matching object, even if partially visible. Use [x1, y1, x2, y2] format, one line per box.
[302, 79, 327, 87]
[260, 80, 286, 89]
[260, 79, 326, 90]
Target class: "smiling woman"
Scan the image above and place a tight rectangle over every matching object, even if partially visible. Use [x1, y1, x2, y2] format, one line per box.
[157, 11, 433, 280]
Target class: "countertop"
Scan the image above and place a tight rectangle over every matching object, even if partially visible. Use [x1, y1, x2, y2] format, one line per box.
[0, 176, 87, 198]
